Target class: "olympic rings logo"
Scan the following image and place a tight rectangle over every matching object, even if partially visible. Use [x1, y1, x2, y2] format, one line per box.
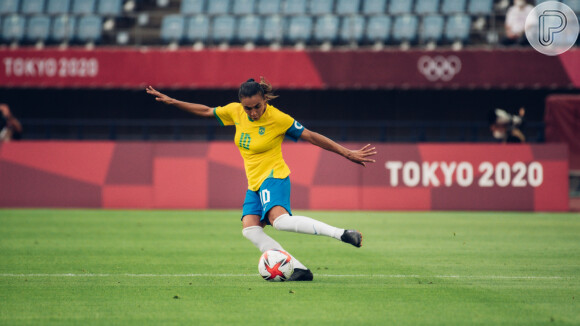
[417, 55, 462, 82]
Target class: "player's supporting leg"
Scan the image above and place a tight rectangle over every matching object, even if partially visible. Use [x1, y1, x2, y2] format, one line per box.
[242, 225, 308, 270]
[272, 213, 363, 248]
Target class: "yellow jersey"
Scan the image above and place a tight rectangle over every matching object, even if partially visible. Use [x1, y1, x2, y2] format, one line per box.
[214, 103, 305, 191]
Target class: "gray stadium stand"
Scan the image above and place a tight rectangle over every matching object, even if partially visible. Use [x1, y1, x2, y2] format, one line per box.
[232, 0, 255, 15]
[283, 0, 307, 15]
[50, 14, 76, 43]
[392, 14, 419, 43]
[444, 13, 471, 42]
[365, 14, 391, 43]
[76, 14, 102, 43]
[313, 14, 339, 43]
[210, 14, 235, 43]
[362, 0, 387, 15]
[389, 0, 413, 14]
[310, 0, 334, 15]
[71, 0, 95, 14]
[256, 0, 280, 15]
[46, 0, 70, 15]
[2, 14, 25, 42]
[185, 14, 208, 43]
[237, 14, 261, 43]
[160, 14, 184, 43]
[0, 0, 20, 14]
[262, 14, 284, 44]
[336, 0, 361, 15]
[97, 0, 122, 16]
[21, 0, 45, 14]
[180, 0, 204, 15]
[207, 0, 230, 15]
[415, 0, 440, 15]
[441, 0, 466, 14]
[467, 0, 493, 16]
[339, 15, 365, 43]
[421, 14, 444, 42]
[25, 14, 50, 42]
[287, 15, 312, 43]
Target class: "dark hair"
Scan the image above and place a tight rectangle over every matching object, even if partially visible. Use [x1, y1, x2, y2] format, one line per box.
[238, 77, 278, 101]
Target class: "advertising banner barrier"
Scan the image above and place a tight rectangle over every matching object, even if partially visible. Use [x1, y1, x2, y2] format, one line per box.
[0, 142, 569, 211]
[1, 48, 579, 89]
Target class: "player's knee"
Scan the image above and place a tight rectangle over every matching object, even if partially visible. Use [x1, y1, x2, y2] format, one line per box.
[272, 213, 291, 230]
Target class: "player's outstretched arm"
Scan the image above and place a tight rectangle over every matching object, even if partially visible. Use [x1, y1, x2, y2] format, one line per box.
[146, 86, 214, 118]
[300, 129, 377, 167]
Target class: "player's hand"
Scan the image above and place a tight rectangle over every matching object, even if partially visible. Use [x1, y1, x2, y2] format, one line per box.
[346, 144, 377, 167]
[146, 86, 174, 105]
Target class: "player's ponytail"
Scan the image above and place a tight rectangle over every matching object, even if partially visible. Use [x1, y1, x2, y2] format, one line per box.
[239, 77, 278, 102]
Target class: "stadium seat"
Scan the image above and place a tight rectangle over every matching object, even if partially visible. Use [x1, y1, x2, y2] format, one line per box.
[237, 14, 261, 43]
[21, 0, 45, 14]
[46, 0, 70, 14]
[420, 14, 444, 42]
[0, 0, 20, 15]
[185, 14, 209, 43]
[392, 14, 418, 42]
[232, 0, 255, 15]
[283, 0, 307, 15]
[444, 13, 470, 41]
[467, 0, 492, 15]
[210, 14, 235, 43]
[441, 0, 466, 14]
[389, 0, 413, 14]
[313, 14, 339, 42]
[97, 0, 121, 16]
[180, 0, 205, 15]
[310, 0, 334, 15]
[71, 0, 95, 14]
[415, 0, 439, 15]
[362, 0, 387, 15]
[339, 15, 365, 43]
[365, 14, 391, 42]
[256, 0, 280, 15]
[76, 14, 101, 42]
[207, 0, 230, 15]
[287, 15, 312, 43]
[25, 14, 50, 42]
[2, 14, 25, 42]
[160, 14, 184, 43]
[51, 14, 76, 42]
[563, 0, 580, 13]
[336, 0, 360, 15]
[262, 14, 284, 43]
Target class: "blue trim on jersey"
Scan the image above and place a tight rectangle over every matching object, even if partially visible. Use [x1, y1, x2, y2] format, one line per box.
[242, 177, 292, 223]
[285, 120, 305, 142]
[213, 107, 225, 126]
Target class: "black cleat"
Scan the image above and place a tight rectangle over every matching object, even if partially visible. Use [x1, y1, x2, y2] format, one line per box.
[287, 268, 314, 281]
[341, 230, 363, 248]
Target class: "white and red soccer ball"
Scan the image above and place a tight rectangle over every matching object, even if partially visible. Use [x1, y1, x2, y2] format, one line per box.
[258, 249, 294, 282]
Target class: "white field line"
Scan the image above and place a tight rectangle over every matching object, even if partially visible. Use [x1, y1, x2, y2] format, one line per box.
[0, 273, 570, 280]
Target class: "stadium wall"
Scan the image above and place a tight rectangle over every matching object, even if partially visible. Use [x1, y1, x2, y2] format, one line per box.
[0, 141, 568, 211]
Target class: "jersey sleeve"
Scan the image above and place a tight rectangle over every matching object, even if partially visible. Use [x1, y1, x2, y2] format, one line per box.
[213, 102, 238, 126]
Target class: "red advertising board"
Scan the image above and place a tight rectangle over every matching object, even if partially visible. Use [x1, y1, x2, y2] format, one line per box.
[0, 141, 569, 211]
[0, 48, 579, 89]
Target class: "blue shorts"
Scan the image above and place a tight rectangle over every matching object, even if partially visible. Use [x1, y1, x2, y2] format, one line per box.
[242, 177, 292, 224]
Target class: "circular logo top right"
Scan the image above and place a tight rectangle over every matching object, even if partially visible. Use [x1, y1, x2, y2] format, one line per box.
[525, 1, 579, 56]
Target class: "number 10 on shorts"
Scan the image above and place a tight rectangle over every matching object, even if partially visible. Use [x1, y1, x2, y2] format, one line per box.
[260, 189, 271, 206]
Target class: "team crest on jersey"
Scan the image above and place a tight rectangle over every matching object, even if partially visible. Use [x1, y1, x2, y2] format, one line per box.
[259, 127, 266, 135]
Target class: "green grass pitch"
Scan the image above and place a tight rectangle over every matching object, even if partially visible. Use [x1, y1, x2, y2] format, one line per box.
[0, 209, 578, 325]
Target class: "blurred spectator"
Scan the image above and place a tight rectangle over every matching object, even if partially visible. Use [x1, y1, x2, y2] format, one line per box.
[0, 104, 23, 141]
[502, 0, 533, 46]
[488, 107, 526, 143]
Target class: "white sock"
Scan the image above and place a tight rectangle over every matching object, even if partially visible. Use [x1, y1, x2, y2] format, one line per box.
[242, 226, 307, 270]
[272, 214, 344, 240]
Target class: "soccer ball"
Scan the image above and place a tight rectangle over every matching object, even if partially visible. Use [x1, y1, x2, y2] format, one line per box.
[258, 249, 294, 282]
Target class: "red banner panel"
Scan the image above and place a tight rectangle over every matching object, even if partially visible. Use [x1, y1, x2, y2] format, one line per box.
[0, 48, 578, 89]
[545, 95, 580, 171]
[0, 141, 568, 211]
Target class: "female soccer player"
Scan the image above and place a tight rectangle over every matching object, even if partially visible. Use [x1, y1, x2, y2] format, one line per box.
[146, 78, 376, 281]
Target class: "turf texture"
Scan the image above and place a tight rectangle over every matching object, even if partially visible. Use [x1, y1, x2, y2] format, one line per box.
[0, 209, 578, 325]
